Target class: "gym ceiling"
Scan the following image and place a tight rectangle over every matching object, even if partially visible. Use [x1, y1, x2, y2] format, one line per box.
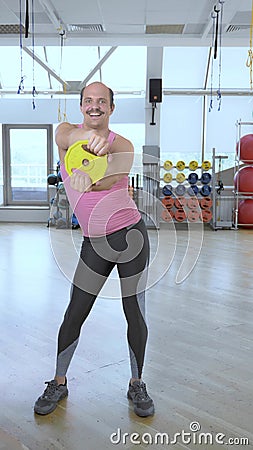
[0, 0, 252, 47]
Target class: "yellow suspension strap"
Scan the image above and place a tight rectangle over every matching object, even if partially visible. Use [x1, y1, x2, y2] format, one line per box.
[58, 81, 68, 122]
[246, 0, 253, 90]
[62, 81, 68, 122]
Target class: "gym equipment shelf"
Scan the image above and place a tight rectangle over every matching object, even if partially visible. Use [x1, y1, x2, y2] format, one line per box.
[233, 120, 253, 229]
[160, 158, 213, 225]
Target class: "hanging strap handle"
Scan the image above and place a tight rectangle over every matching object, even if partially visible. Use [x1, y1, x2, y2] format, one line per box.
[246, 0, 253, 89]
[25, 0, 29, 38]
[213, 5, 220, 60]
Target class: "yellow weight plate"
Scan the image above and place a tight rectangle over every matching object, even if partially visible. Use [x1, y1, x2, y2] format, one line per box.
[176, 172, 186, 183]
[202, 160, 212, 171]
[176, 160, 186, 171]
[163, 160, 173, 171]
[189, 160, 199, 171]
[64, 140, 108, 183]
[163, 172, 173, 183]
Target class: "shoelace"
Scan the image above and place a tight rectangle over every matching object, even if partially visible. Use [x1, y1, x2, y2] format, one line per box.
[43, 380, 58, 397]
[132, 383, 149, 401]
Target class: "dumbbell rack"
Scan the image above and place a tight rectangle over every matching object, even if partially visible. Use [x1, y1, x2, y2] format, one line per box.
[160, 159, 213, 225]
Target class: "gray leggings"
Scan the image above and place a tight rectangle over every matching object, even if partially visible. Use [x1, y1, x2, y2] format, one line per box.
[55, 218, 149, 380]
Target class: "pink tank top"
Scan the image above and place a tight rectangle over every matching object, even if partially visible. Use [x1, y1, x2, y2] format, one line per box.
[60, 130, 141, 237]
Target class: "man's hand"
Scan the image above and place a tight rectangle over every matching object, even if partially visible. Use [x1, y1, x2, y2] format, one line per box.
[70, 170, 92, 193]
[87, 133, 111, 156]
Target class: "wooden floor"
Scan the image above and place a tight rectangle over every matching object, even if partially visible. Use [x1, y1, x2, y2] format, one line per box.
[0, 222, 253, 450]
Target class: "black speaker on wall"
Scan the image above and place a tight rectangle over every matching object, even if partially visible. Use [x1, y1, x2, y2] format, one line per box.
[149, 78, 162, 103]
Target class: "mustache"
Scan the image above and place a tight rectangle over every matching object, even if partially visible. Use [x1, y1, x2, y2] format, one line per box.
[86, 108, 104, 115]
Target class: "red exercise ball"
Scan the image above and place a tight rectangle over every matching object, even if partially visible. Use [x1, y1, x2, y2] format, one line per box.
[238, 199, 253, 225]
[236, 134, 253, 163]
[234, 166, 253, 195]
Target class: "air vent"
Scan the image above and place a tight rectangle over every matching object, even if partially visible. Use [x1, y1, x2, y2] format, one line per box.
[145, 24, 184, 34]
[67, 24, 104, 32]
[0, 24, 25, 34]
[226, 24, 250, 33]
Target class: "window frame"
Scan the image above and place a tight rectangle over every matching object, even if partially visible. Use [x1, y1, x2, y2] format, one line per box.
[2, 124, 53, 206]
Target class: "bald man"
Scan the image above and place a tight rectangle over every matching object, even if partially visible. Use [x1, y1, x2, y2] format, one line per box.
[34, 82, 154, 418]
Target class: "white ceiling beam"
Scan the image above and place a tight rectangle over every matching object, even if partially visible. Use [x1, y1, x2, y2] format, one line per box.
[0, 89, 252, 96]
[163, 89, 253, 96]
[43, 46, 53, 90]
[38, 0, 65, 29]
[23, 47, 70, 89]
[0, 89, 144, 95]
[80, 46, 117, 87]
[201, 15, 214, 40]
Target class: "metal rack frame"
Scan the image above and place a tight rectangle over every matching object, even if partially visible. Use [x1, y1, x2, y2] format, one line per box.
[210, 148, 234, 230]
[233, 120, 253, 230]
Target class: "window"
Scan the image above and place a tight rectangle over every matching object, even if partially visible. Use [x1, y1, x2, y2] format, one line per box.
[3, 125, 53, 205]
[162, 46, 253, 171]
[163, 47, 209, 89]
[160, 96, 203, 164]
[205, 96, 253, 168]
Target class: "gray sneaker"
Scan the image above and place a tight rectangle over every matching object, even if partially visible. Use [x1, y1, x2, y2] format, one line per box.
[127, 380, 154, 417]
[34, 379, 68, 415]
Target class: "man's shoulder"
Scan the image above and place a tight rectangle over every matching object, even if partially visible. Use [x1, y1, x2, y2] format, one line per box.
[111, 133, 134, 153]
[56, 122, 78, 132]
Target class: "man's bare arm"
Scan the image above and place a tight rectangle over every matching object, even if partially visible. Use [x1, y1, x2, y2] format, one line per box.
[55, 125, 134, 191]
[91, 135, 134, 191]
